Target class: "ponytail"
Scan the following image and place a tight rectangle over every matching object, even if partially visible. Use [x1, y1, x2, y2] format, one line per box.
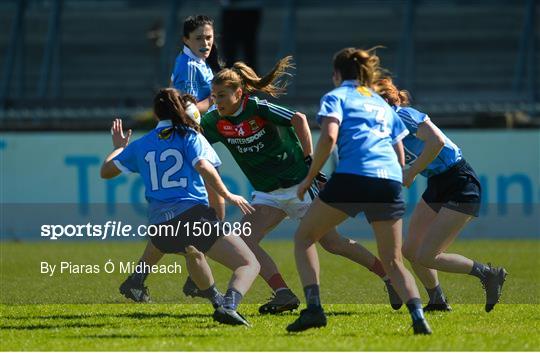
[213, 56, 295, 98]
[372, 77, 411, 106]
[333, 46, 386, 87]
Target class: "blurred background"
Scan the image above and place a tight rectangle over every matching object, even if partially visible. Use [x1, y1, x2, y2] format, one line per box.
[0, 0, 538, 130]
[1, 0, 539, 240]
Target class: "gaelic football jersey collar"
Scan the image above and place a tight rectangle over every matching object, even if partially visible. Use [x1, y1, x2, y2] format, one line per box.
[341, 80, 359, 87]
[183, 46, 204, 63]
[156, 120, 172, 129]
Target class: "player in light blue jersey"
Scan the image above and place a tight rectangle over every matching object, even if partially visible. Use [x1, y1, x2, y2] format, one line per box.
[170, 15, 223, 114]
[287, 47, 432, 335]
[100, 88, 260, 326]
[374, 78, 507, 313]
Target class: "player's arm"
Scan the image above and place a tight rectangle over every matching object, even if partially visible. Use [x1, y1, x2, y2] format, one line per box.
[297, 117, 339, 200]
[402, 120, 444, 187]
[205, 183, 225, 221]
[100, 118, 132, 179]
[291, 112, 313, 157]
[195, 160, 254, 215]
[393, 141, 406, 168]
[196, 97, 212, 114]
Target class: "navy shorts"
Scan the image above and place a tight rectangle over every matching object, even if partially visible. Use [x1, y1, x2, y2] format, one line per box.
[150, 204, 221, 254]
[422, 159, 482, 217]
[318, 173, 405, 223]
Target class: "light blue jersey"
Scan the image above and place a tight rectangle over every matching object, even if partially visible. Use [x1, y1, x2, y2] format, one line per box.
[171, 46, 214, 101]
[113, 120, 221, 224]
[317, 80, 409, 183]
[394, 106, 462, 178]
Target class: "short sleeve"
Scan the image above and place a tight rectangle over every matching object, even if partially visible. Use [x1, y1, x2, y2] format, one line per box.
[112, 143, 138, 174]
[390, 109, 409, 144]
[184, 131, 222, 168]
[317, 93, 343, 124]
[257, 99, 294, 126]
[200, 113, 221, 144]
[171, 60, 200, 98]
[396, 107, 429, 135]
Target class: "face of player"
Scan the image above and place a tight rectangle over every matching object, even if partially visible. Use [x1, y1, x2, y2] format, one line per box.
[332, 70, 342, 87]
[211, 84, 243, 116]
[184, 24, 214, 60]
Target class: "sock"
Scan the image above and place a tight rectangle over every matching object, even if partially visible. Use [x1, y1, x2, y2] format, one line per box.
[199, 284, 224, 307]
[304, 284, 322, 311]
[131, 261, 150, 284]
[469, 261, 489, 281]
[266, 273, 289, 292]
[369, 258, 387, 279]
[223, 288, 243, 311]
[426, 285, 446, 304]
[406, 298, 425, 322]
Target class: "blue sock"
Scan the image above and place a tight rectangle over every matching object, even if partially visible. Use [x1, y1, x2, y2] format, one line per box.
[304, 284, 322, 311]
[426, 285, 446, 304]
[131, 261, 150, 284]
[469, 261, 489, 281]
[223, 288, 243, 310]
[199, 284, 224, 308]
[406, 298, 425, 322]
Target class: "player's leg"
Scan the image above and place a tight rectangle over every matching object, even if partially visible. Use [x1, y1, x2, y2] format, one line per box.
[183, 245, 223, 308]
[119, 240, 164, 303]
[182, 184, 225, 299]
[415, 207, 507, 312]
[286, 198, 348, 332]
[205, 235, 261, 326]
[371, 218, 431, 334]
[402, 199, 451, 311]
[241, 203, 302, 314]
[318, 228, 402, 309]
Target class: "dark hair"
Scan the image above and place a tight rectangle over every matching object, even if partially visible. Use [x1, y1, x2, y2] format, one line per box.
[183, 15, 224, 73]
[212, 56, 294, 98]
[333, 46, 385, 87]
[153, 88, 201, 137]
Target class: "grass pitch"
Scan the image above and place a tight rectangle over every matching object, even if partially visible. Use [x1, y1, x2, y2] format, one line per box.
[1, 240, 539, 351]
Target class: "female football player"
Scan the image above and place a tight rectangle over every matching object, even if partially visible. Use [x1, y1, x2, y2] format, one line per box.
[373, 77, 507, 313]
[287, 47, 432, 335]
[170, 14, 223, 114]
[197, 56, 402, 315]
[122, 15, 226, 302]
[100, 88, 259, 326]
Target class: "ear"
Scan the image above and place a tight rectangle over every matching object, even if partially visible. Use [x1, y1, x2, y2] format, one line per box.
[235, 87, 243, 100]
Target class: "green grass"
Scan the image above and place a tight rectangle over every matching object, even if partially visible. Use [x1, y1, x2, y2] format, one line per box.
[1, 240, 539, 351]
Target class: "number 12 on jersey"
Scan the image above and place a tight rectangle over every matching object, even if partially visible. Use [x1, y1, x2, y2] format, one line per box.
[144, 149, 187, 190]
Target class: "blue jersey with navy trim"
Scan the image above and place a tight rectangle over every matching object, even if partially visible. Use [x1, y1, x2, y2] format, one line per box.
[113, 120, 221, 224]
[317, 80, 409, 182]
[170, 46, 213, 102]
[394, 106, 462, 177]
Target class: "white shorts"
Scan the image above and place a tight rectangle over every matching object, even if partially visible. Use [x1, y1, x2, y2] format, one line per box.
[251, 182, 319, 220]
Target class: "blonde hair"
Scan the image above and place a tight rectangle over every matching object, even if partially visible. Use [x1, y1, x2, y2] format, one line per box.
[212, 56, 295, 97]
[333, 46, 386, 87]
[372, 77, 410, 106]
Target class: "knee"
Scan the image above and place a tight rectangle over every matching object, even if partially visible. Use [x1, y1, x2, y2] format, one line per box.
[401, 242, 416, 263]
[185, 245, 205, 262]
[415, 250, 436, 268]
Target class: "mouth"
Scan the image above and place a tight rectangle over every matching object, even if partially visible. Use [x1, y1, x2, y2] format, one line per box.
[199, 47, 210, 53]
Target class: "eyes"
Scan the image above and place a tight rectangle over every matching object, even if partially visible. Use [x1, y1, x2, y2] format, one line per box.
[195, 35, 213, 41]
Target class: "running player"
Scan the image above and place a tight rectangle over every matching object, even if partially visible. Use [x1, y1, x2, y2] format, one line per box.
[195, 55, 402, 314]
[286, 47, 432, 334]
[373, 77, 507, 312]
[100, 88, 259, 326]
[118, 15, 227, 303]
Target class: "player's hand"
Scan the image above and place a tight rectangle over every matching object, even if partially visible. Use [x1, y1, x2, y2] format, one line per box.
[296, 177, 313, 201]
[226, 193, 255, 215]
[402, 168, 416, 188]
[111, 118, 132, 149]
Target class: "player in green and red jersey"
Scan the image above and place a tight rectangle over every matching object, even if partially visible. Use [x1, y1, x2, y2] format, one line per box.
[182, 56, 403, 313]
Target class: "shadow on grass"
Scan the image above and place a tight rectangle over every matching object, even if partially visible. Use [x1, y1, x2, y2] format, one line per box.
[0, 322, 108, 330]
